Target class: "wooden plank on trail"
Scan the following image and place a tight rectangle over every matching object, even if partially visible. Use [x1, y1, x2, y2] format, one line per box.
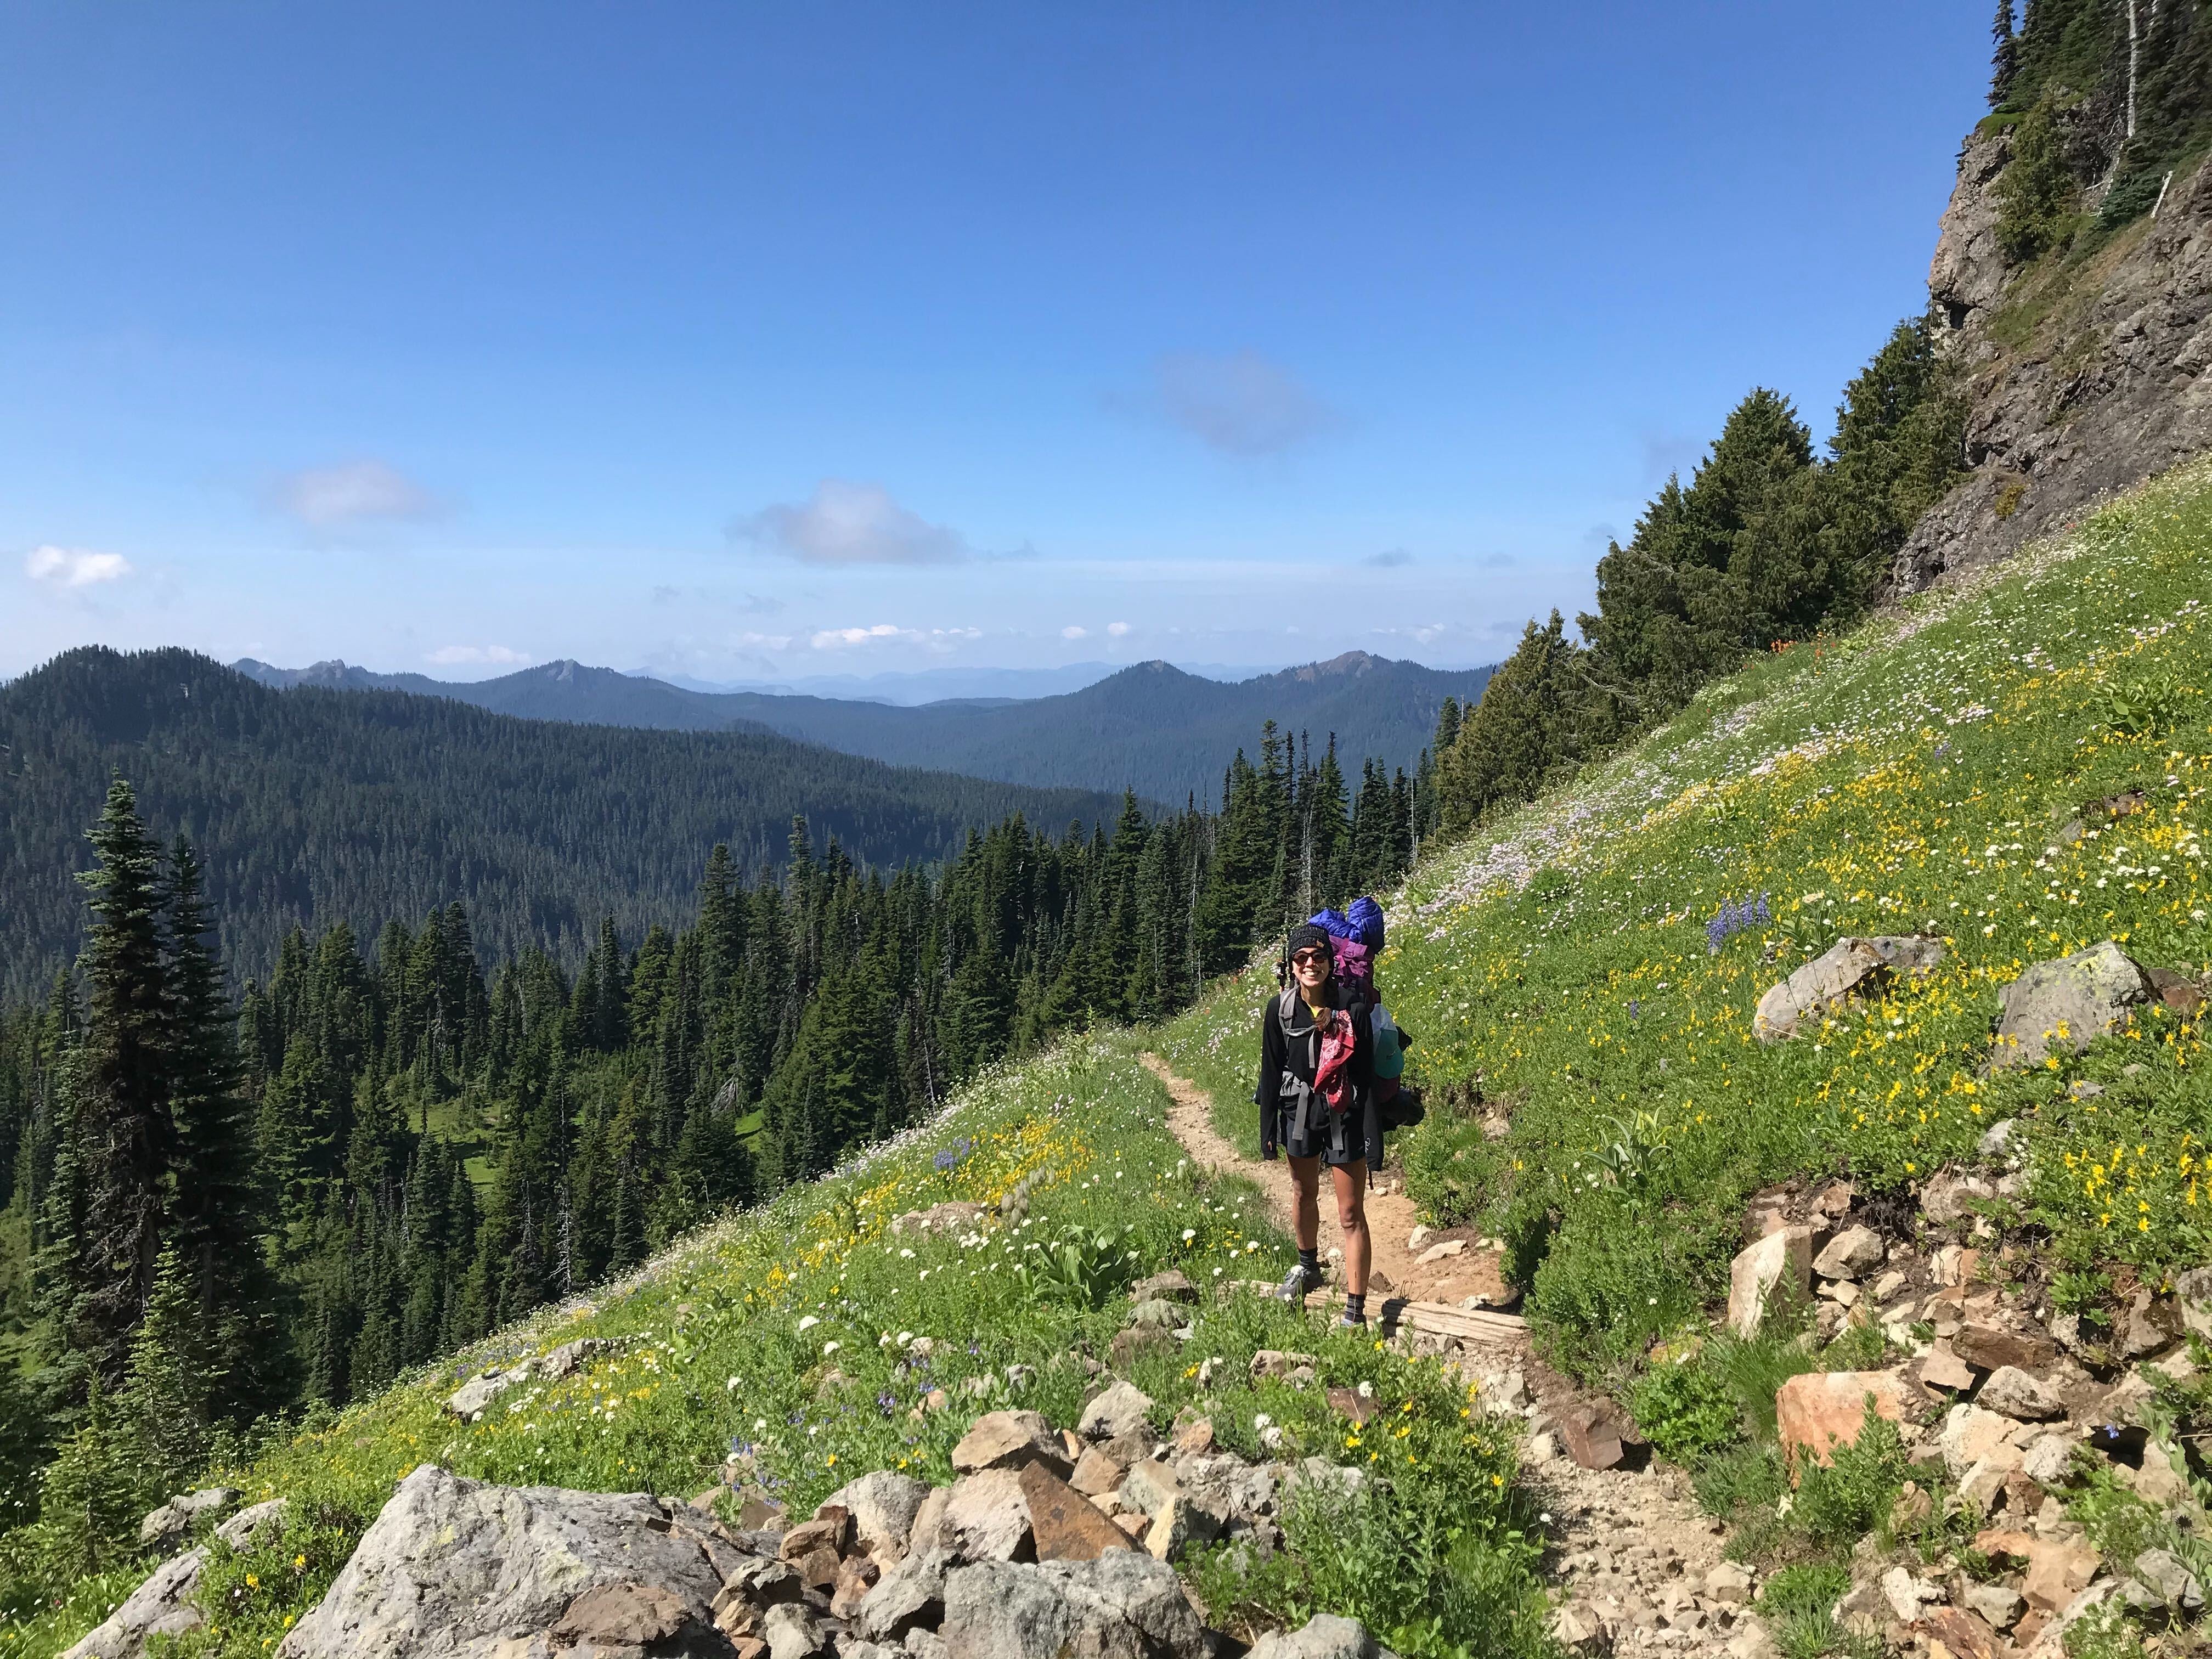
[1309, 1291, 1528, 1345]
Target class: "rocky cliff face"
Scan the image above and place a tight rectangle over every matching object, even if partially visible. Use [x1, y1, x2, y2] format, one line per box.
[1888, 137, 2212, 592]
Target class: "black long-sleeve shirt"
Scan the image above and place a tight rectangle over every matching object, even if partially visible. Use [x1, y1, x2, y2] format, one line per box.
[1254, 979, 1378, 1166]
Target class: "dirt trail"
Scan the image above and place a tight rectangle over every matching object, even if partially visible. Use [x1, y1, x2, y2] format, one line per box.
[1140, 1049, 1753, 1658]
[1138, 1052, 1517, 1316]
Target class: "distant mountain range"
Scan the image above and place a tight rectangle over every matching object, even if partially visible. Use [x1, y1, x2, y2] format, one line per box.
[233, 651, 1494, 802]
[0, 648, 1128, 998]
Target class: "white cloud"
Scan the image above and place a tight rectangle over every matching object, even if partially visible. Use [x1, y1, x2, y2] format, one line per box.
[733, 479, 970, 565]
[1149, 351, 1338, 456]
[274, 460, 442, 528]
[427, 645, 529, 665]
[1061, 625, 1088, 640]
[808, 623, 981, 654]
[25, 545, 132, 589]
[735, 630, 794, 650]
[1106, 621, 1131, 637]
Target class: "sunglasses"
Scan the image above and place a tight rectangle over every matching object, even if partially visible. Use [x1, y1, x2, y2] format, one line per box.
[1290, 948, 1330, 967]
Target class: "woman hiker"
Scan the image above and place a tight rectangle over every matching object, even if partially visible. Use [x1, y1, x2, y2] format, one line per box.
[1256, 921, 1380, 1327]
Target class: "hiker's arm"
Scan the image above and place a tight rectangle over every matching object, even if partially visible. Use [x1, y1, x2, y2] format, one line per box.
[1255, 1007, 1282, 1160]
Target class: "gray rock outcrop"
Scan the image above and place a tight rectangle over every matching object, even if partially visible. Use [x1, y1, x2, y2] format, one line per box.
[276, 1465, 728, 1659]
[1990, 942, 2153, 1070]
[1755, 937, 1942, 1042]
[61, 1549, 209, 1659]
[938, 1552, 1207, 1659]
[1245, 1615, 1401, 1659]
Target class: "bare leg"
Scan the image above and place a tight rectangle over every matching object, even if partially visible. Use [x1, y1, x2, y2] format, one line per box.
[1331, 1160, 1371, 1298]
[1287, 1155, 1322, 1253]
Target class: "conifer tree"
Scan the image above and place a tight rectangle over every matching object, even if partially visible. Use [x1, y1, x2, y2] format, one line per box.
[1990, 0, 2019, 109]
[123, 1244, 211, 1493]
[33, 1375, 144, 1577]
[69, 778, 175, 1386]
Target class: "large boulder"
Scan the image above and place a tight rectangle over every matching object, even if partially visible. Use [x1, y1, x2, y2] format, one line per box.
[276, 1465, 729, 1659]
[1989, 943, 2154, 1070]
[1755, 937, 1942, 1042]
[938, 1551, 1207, 1659]
[62, 1549, 208, 1659]
[1728, 1227, 1815, 1336]
[1775, 1371, 1908, 1469]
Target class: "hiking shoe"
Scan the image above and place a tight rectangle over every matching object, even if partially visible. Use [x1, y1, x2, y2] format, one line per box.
[1335, 1311, 1368, 1329]
[1274, 1262, 1325, 1303]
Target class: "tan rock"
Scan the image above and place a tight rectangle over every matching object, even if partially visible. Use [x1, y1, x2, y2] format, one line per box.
[1939, 1404, 2025, 1479]
[1728, 1227, 1815, 1336]
[1953, 1322, 2058, 1372]
[1978, 1366, 2066, 1421]
[1922, 1606, 2000, 1659]
[828, 1555, 881, 1621]
[1416, 1239, 1466, 1265]
[951, 1409, 1070, 1477]
[1918, 1343, 1976, 1396]
[1015, 1464, 1133, 1562]
[916, 1469, 1035, 1565]
[1775, 1370, 1909, 1469]
[2021, 1537, 2099, 1613]
[1813, 1226, 1886, 1280]
[1068, 1445, 1128, 1497]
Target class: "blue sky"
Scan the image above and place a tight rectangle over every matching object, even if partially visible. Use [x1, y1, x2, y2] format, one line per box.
[2, 3, 1988, 684]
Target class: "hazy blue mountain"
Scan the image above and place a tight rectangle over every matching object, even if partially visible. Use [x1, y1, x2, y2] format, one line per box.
[235, 650, 1493, 801]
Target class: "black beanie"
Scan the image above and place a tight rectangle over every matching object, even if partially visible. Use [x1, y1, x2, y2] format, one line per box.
[1288, 923, 1333, 962]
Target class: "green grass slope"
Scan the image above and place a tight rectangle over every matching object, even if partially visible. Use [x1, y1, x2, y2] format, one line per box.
[2, 1039, 1544, 1659]
[1160, 458, 2212, 1381]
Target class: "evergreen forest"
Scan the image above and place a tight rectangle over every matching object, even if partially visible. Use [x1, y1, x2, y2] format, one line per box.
[0, 723, 1433, 1523]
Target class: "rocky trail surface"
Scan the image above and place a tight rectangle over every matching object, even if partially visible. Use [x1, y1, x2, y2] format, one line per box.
[1141, 1052, 1762, 1659]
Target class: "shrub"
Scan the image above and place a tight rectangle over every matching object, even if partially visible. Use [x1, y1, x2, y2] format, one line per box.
[1629, 1355, 1740, 1465]
[1995, 98, 2080, 262]
[1793, 1413, 1909, 1547]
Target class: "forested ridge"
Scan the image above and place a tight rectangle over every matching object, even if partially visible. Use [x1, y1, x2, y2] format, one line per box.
[0, 716, 1437, 1548]
[0, 648, 1132, 1003]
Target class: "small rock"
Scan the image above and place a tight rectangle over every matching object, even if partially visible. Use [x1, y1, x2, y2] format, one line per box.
[1077, 1381, 1153, 1444]
[2122, 1286, 2178, 1358]
[1922, 1606, 2000, 1659]
[889, 1201, 986, 1237]
[1415, 1239, 1465, 1265]
[1118, 1459, 1182, 1520]
[1528, 1431, 1559, 1463]
[2020, 1431, 2076, 1488]
[1249, 1350, 1318, 1380]
[822, 1471, 930, 1561]
[2131, 1547, 2204, 1612]
[1939, 1404, 2026, 1479]
[213, 1499, 289, 1551]
[1923, 1174, 1998, 1227]
[1880, 1565, 1941, 1622]
[1978, 1367, 2066, 1421]
[939, 1552, 1207, 1659]
[1172, 1419, 1214, 1457]
[1068, 1445, 1128, 1497]
[1978, 1118, 2019, 1158]
[853, 1549, 950, 1643]
[1129, 1269, 1197, 1305]
[760, 1601, 825, 1659]
[1951, 1322, 2058, 1373]
[1964, 1584, 2024, 1630]
[60, 1549, 207, 1659]
[2175, 1266, 2212, 1339]
[137, 1488, 241, 1551]
[1728, 1227, 1815, 1337]
[1871, 1269, 1909, 1302]
[1705, 1562, 1755, 1605]
[1813, 1227, 1886, 1281]
[1919, 1344, 1977, 1396]
[1407, 1226, 1432, 1251]
[1555, 1402, 1628, 1471]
